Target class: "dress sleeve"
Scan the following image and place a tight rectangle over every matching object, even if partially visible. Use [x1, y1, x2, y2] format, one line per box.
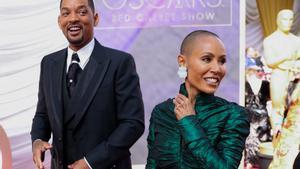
[146, 105, 181, 169]
[177, 108, 250, 169]
[146, 107, 157, 169]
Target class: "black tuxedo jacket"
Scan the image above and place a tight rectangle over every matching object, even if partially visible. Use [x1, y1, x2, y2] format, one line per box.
[31, 39, 144, 169]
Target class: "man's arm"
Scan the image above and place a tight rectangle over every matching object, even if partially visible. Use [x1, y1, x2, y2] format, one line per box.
[31, 58, 51, 142]
[85, 53, 145, 168]
[30, 58, 52, 169]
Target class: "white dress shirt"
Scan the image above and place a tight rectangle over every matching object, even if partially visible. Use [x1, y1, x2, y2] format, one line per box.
[66, 38, 95, 72]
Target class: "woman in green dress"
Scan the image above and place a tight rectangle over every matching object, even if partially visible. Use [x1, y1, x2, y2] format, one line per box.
[146, 30, 250, 169]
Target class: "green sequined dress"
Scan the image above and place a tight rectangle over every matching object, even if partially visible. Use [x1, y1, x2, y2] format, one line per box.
[146, 84, 250, 169]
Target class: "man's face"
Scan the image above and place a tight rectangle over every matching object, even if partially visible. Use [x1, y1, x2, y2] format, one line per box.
[277, 11, 293, 32]
[184, 36, 227, 94]
[58, 0, 99, 51]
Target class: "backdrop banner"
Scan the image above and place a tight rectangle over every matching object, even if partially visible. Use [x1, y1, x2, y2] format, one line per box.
[0, 0, 240, 168]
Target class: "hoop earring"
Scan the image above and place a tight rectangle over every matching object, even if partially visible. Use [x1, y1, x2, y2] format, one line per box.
[177, 66, 187, 79]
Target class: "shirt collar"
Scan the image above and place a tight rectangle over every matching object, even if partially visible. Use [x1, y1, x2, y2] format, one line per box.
[67, 38, 95, 71]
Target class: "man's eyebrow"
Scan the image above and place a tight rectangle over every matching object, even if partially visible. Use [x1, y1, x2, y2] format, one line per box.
[77, 5, 88, 9]
[60, 7, 69, 11]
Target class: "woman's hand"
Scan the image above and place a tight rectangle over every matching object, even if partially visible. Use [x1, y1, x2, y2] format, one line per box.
[173, 94, 196, 120]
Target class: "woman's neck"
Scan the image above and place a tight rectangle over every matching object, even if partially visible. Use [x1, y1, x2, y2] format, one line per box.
[184, 81, 198, 106]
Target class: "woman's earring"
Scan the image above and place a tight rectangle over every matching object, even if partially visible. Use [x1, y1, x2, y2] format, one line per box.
[177, 66, 187, 79]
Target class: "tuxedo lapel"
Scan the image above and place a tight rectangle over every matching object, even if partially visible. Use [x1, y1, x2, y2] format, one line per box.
[47, 49, 66, 133]
[67, 40, 111, 129]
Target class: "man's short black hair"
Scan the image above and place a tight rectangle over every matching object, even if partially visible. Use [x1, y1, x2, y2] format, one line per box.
[60, 0, 95, 13]
[180, 30, 220, 56]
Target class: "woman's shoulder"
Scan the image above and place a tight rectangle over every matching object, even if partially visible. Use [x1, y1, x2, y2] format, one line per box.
[213, 97, 250, 135]
[214, 96, 248, 119]
[158, 98, 175, 108]
[151, 98, 177, 122]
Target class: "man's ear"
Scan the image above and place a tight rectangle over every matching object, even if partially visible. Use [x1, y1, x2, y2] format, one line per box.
[177, 54, 187, 67]
[58, 16, 62, 30]
[94, 12, 99, 26]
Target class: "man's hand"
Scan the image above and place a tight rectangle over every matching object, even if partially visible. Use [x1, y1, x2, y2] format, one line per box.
[68, 159, 90, 169]
[32, 139, 52, 169]
[173, 94, 196, 120]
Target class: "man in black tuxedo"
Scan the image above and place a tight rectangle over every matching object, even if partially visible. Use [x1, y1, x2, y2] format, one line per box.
[30, 0, 144, 168]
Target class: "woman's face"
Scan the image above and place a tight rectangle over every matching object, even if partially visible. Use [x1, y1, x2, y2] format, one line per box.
[182, 36, 227, 94]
